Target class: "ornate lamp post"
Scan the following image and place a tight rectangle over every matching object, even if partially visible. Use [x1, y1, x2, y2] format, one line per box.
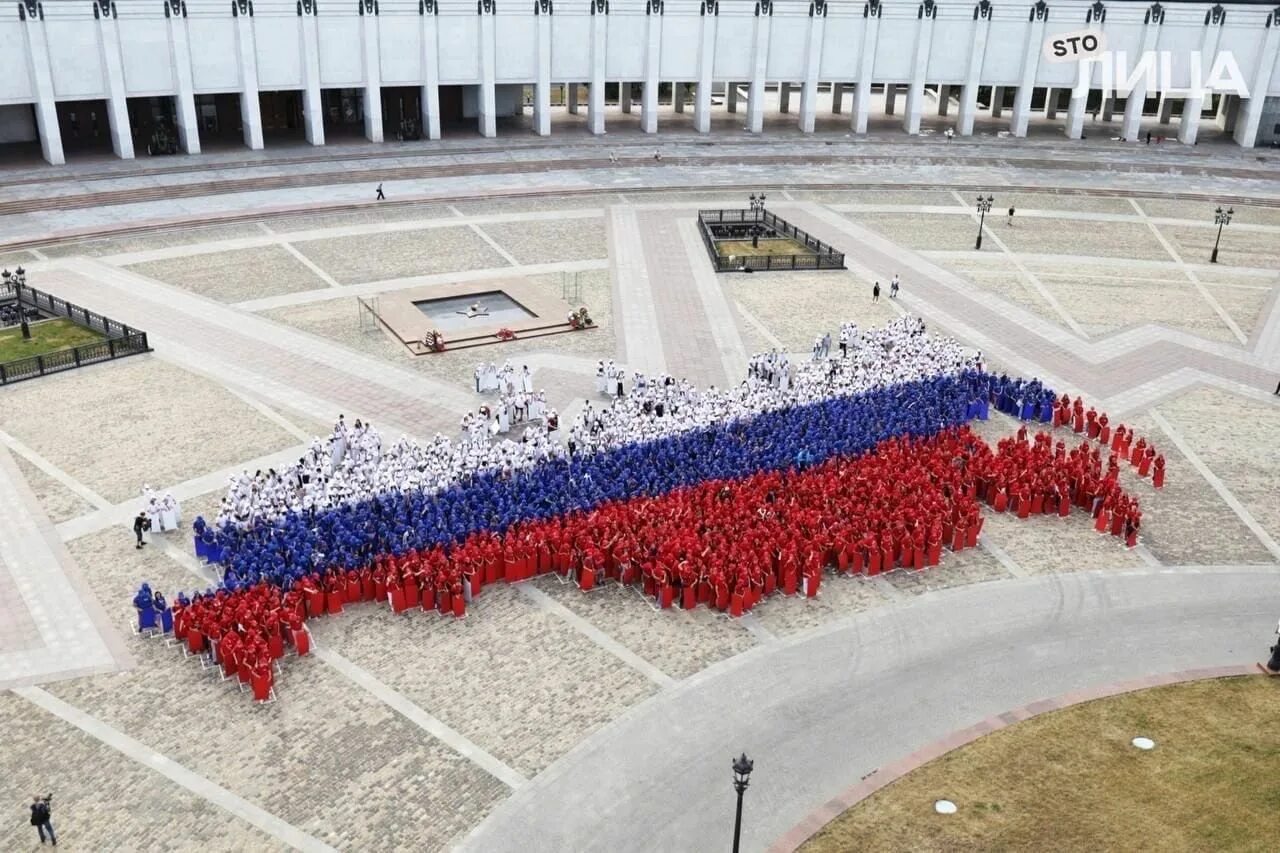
[731, 752, 754, 853]
[975, 195, 994, 251]
[1210, 205, 1233, 264]
[749, 192, 767, 222]
[3, 266, 30, 339]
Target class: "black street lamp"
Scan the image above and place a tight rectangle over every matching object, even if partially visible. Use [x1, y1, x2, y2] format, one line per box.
[1210, 205, 1233, 264]
[975, 194, 994, 251]
[749, 192, 767, 222]
[2, 266, 30, 340]
[731, 752, 754, 853]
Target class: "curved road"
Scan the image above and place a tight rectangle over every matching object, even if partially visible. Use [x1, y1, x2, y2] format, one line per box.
[459, 567, 1279, 853]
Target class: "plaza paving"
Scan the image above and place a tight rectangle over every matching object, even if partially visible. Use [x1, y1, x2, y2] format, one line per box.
[0, 141, 1278, 851]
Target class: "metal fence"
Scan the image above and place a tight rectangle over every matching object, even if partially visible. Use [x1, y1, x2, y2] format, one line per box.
[696, 209, 846, 273]
[0, 282, 151, 386]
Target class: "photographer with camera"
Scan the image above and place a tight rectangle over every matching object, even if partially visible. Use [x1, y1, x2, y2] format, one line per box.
[30, 793, 55, 846]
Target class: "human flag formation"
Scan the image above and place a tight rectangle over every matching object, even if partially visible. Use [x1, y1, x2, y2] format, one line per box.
[130, 317, 1165, 703]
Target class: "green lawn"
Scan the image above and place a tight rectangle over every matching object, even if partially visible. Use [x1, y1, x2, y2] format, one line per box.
[803, 676, 1280, 853]
[0, 317, 105, 362]
[717, 237, 816, 258]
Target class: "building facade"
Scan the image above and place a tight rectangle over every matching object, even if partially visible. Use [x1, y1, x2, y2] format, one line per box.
[3, 0, 1279, 164]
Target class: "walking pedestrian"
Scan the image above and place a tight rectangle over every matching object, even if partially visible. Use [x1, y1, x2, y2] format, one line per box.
[890, 274, 900, 299]
[944, 128, 954, 142]
[1007, 206, 1016, 226]
[872, 281, 880, 302]
[1145, 131, 1151, 145]
[1274, 378, 1280, 395]
[30, 794, 55, 846]
[133, 511, 150, 550]
[375, 183, 385, 201]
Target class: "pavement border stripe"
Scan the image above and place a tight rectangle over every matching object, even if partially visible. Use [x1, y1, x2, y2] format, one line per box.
[14, 685, 339, 853]
[1149, 408, 1280, 562]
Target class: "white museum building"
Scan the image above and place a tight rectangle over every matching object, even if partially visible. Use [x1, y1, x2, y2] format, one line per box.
[2, 0, 1279, 164]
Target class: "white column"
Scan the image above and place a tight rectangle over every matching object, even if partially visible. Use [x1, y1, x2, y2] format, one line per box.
[832, 83, 843, 114]
[1121, 14, 1162, 142]
[851, 8, 881, 134]
[1178, 18, 1221, 145]
[671, 82, 683, 112]
[884, 83, 897, 115]
[98, 11, 135, 158]
[1065, 88, 1087, 139]
[1156, 93, 1174, 123]
[799, 7, 824, 134]
[747, 7, 770, 133]
[642, 8, 660, 133]
[903, 9, 935, 135]
[166, 6, 202, 154]
[957, 8, 992, 137]
[936, 85, 949, 116]
[233, 8, 263, 149]
[726, 82, 738, 113]
[1233, 21, 1280, 148]
[1221, 95, 1239, 133]
[298, 7, 323, 146]
[990, 86, 1004, 117]
[589, 7, 606, 134]
[778, 83, 789, 113]
[694, 5, 715, 133]
[1102, 96, 1114, 121]
[421, 7, 441, 140]
[1044, 88, 1058, 119]
[534, 6, 551, 136]
[1010, 10, 1047, 137]
[360, 6, 384, 142]
[18, 10, 63, 165]
[620, 83, 632, 113]
[479, 8, 497, 138]
[568, 83, 580, 115]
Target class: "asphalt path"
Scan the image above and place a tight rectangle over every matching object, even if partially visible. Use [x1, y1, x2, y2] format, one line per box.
[459, 567, 1280, 853]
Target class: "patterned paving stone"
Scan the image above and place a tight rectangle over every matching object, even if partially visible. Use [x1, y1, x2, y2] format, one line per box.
[291, 227, 509, 285]
[124, 245, 331, 303]
[1135, 199, 1280, 227]
[9, 452, 96, 523]
[447, 196, 608, 216]
[39, 223, 266, 258]
[988, 192, 1137, 214]
[794, 190, 961, 205]
[1035, 275, 1234, 341]
[0, 356, 301, 504]
[751, 572, 892, 636]
[981, 507, 1146, 573]
[726, 270, 901, 352]
[1197, 281, 1275, 340]
[1124, 411, 1274, 565]
[42, 603, 507, 850]
[0, 249, 40, 267]
[1153, 387, 1280, 548]
[480, 217, 608, 265]
[994, 217, 1169, 260]
[1160, 224, 1280, 269]
[268, 203, 455, 234]
[881, 543, 1013, 595]
[0, 692, 284, 853]
[849, 212, 978, 250]
[308, 584, 657, 778]
[532, 576, 757, 679]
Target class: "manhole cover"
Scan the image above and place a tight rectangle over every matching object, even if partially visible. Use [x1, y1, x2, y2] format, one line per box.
[935, 799, 958, 815]
[1132, 737, 1156, 750]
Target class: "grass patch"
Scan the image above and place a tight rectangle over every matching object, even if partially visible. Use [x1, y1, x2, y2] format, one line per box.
[716, 237, 815, 258]
[0, 317, 104, 362]
[802, 676, 1280, 853]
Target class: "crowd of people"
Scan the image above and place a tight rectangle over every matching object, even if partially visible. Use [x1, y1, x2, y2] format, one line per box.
[473, 361, 532, 395]
[132, 315, 1169, 701]
[0, 302, 36, 328]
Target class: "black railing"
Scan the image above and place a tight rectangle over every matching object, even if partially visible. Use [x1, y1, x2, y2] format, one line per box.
[0, 283, 151, 386]
[696, 209, 846, 273]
